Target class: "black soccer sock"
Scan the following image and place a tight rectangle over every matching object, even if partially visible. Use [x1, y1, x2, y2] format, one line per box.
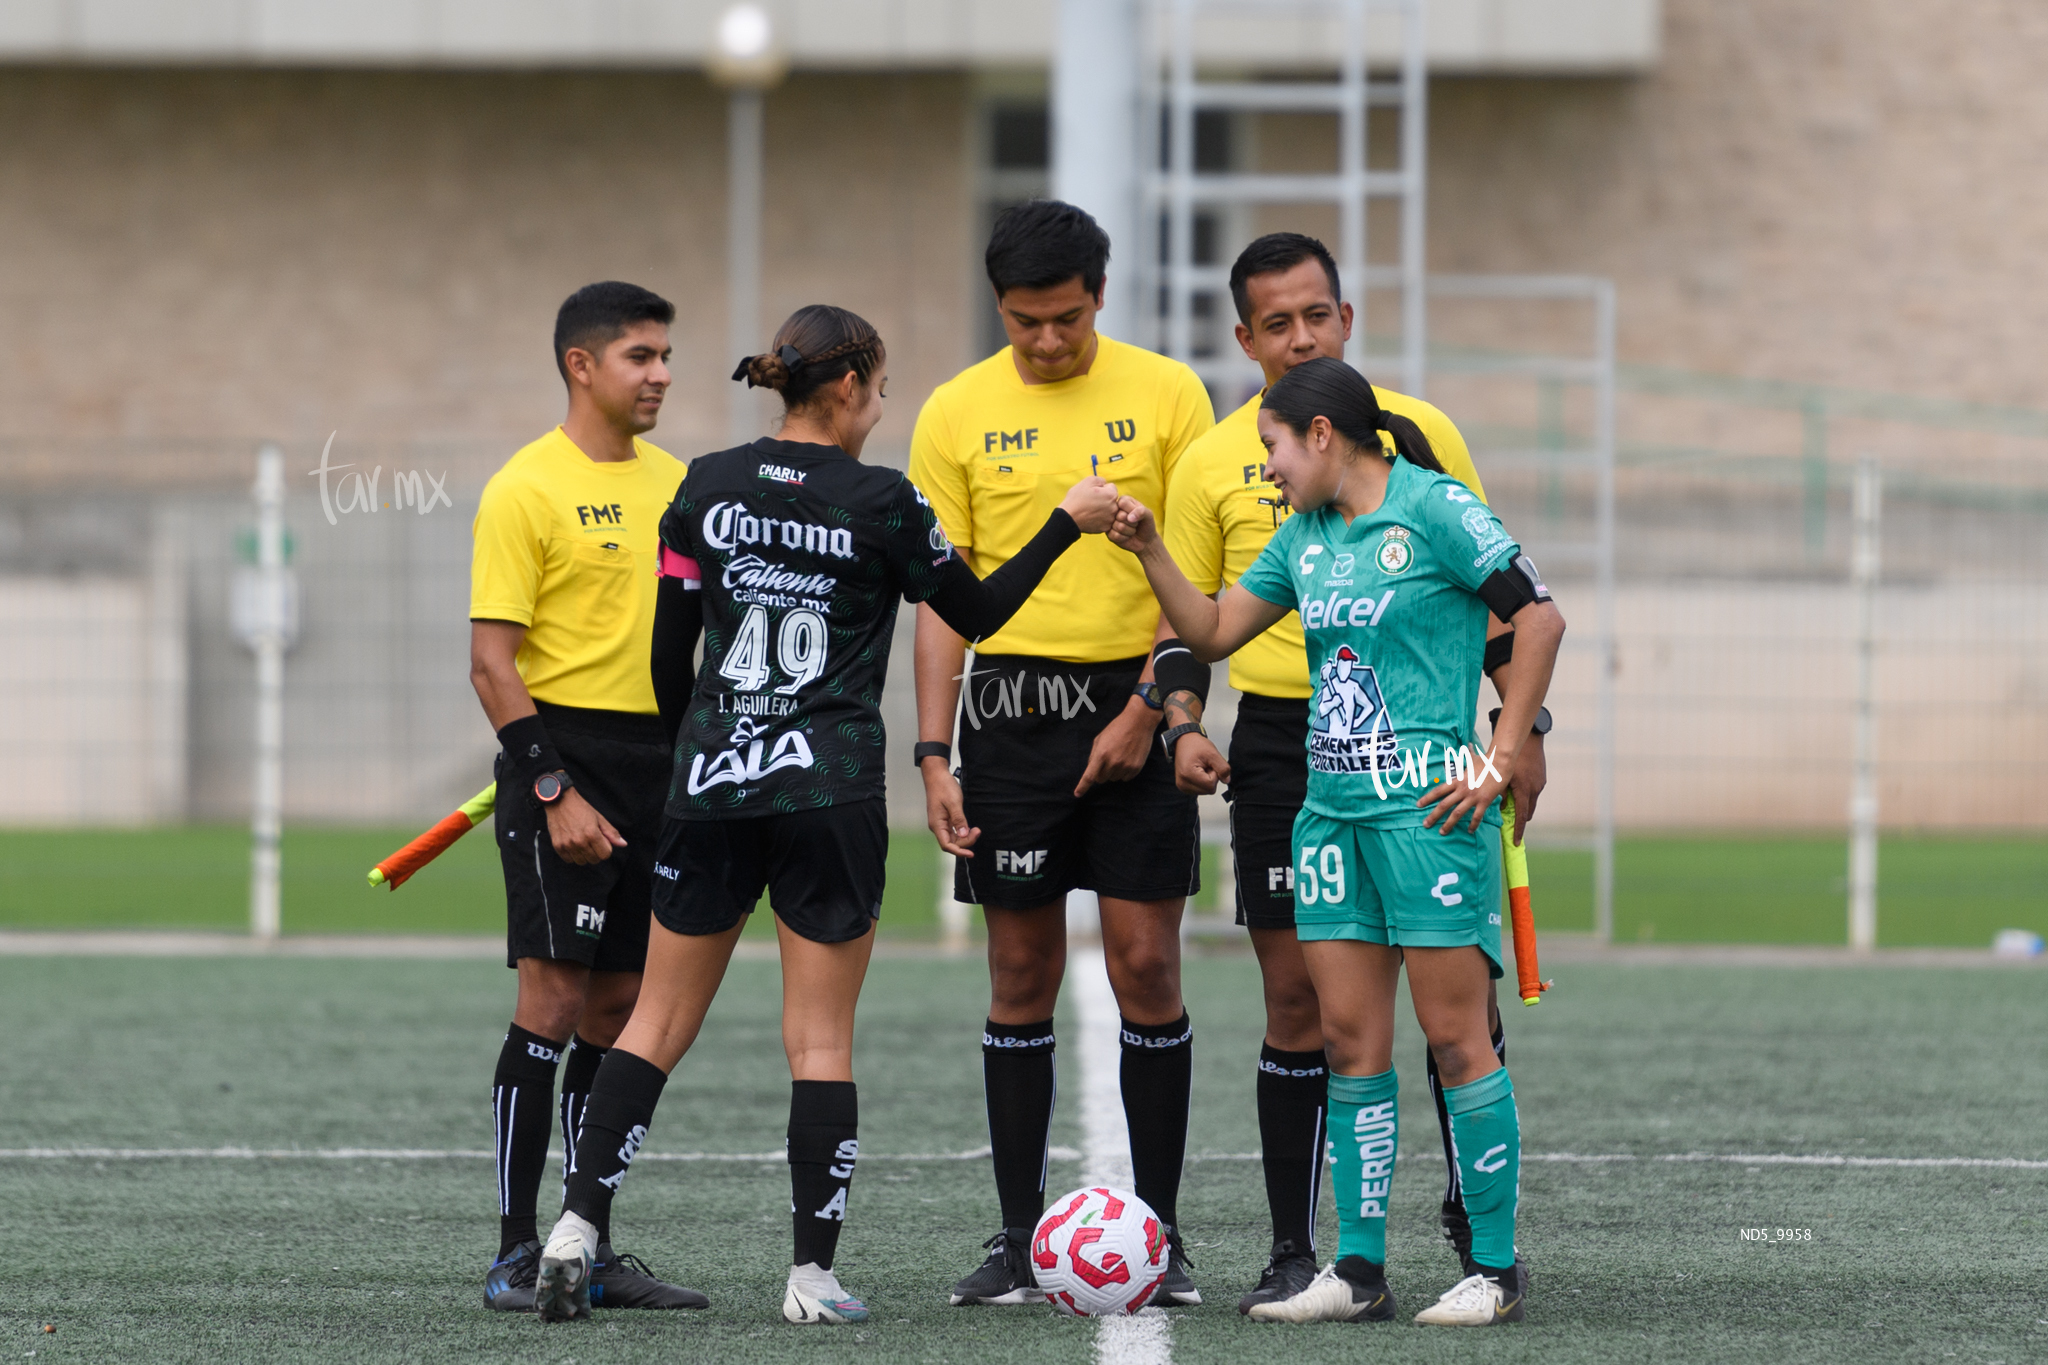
[788, 1080, 860, 1270]
[560, 1048, 667, 1234]
[1120, 1013, 1193, 1229]
[1430, 1016, 1507, 1209]
[1256, 1043, 1329, 1253]
[982, 1018, 1058, 1231]
[557, 1035, 608, 1240]
[492, 1023, 565, 1256]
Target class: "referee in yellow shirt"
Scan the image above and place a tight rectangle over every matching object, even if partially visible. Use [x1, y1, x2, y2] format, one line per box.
[911, 201, 1215, 1307]
[468, 282, 702, 1313]
[1159, 235, 1547, 1311]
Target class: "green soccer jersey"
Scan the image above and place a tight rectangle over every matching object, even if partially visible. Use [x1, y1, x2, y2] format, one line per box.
[1236, 457, 1523, 827]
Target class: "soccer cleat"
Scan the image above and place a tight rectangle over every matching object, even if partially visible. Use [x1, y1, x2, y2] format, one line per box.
[589, 1243, 709, 1310]
[483, 1240, 540, 1311]
[783, 1263, 870, 1325]
[1154, 1225, 1201, 1306]
[534, 1215, 597, 1322]
[1412, 1270, 1525, 1326]
[1235, 1241, 1320, 1315]
[949, 1228, 1042, 1306]
[1247, 1261, 1395, 1324]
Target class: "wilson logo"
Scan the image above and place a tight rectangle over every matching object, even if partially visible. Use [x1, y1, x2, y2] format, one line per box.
[1104, 419, 1136, 443]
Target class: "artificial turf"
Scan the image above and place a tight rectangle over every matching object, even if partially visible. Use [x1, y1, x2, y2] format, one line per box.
[0, 824, 2041, 948]
[1, 952, 2042, 1363]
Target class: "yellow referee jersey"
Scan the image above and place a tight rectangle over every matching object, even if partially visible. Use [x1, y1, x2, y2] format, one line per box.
[909, 335, 1214, 662]
[1162, 387, 1485, 698]
[470, 426, 686, 714]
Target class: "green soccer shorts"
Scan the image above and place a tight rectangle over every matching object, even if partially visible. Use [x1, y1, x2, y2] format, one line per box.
[1290, 809, 1504, 978]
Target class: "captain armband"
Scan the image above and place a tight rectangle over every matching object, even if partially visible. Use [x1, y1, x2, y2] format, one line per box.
[1150, 637, 1211, 707]
[1475, 553, 1551, 622]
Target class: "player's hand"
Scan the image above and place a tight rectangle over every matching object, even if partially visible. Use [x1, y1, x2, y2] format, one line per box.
[545, 788, 625, 864]
[921, 758, 981, 857]
[1075, 695, 1161, 796]
[1059, 476, 1120, 534]
[1418, 742, 1514, 836]
[1172, 732, 1231, 796]
[1506, 731, 1546, 845]
[1106, 496, 1158, 554]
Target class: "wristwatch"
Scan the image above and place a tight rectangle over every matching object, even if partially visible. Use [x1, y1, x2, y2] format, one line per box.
[1160, 721, 1208, 758]
[533, 769, 574, 805]
[1487, 706, 1553, 736]
[1133, 681, 1165, 710]
[913, 740, 952, 767]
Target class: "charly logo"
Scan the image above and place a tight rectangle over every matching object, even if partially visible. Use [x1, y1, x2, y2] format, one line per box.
[1298, 542, 1325, 576]
[702, 501, 855, 560]
[686, 714, 815, 794]
[1376, 526, 1414, 575]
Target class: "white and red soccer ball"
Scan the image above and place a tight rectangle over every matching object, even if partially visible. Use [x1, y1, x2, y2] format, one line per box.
[1030, 1185, 1169, 1317]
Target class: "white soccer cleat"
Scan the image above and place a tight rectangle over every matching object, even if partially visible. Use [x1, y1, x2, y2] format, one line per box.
[783, 1262, 870, 1325]
[1246, 1263, 1394, 1323]
[1412, 1271, 1525, 1326]
[534, 1212, 599, 1322]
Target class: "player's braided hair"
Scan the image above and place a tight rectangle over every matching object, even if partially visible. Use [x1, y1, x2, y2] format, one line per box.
[1261, 356, 1445, 475]
[731, 304, 885, 410]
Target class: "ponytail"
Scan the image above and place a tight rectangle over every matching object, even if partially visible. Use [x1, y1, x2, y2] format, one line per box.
[1260, 356, 1445, 475]
[731, 304, 885, 411]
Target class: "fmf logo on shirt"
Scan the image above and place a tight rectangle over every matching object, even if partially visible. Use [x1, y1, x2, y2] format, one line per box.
[983, 429, 1039, 453]
[576, 503, 624, 527]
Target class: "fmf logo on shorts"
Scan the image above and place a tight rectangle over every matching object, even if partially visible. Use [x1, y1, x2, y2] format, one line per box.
[1266, 865, 1297, 892]
[996, 849, 1048, 876]
[575, 904, 606, 934]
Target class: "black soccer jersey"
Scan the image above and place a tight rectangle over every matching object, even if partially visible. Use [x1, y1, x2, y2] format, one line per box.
[658, 438, 956, 818]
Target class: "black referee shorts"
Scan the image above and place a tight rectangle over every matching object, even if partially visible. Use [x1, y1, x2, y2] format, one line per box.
[953, 653, 1200, 910]
[496, 702, 664, 972]
[650, 800, 886, 945]
[1227, 693, 1309, 930]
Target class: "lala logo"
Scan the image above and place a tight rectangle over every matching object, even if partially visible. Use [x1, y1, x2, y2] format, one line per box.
[686, 715, 815, 794]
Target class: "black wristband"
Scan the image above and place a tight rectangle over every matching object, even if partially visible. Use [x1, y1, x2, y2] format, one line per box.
[1150, 637, 1210, 706]
[913, 740, 952, 767]
[1488, 706, 1552, 737]
[497, 713, 563, 793]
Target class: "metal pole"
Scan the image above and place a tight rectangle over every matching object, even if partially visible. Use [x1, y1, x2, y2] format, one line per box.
[1337, 0, 1366, 368]
[1398, 0, 1428, 398]
[1053, 0, 1140, 341]
[1848, 456, 1882, 951]
[727, 85, 764, 447]
[250, 445, 285, 941]
[1592, 281, 1617, 944]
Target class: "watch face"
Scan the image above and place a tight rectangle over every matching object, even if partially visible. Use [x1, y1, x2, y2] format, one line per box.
[535, 773, 563, 802]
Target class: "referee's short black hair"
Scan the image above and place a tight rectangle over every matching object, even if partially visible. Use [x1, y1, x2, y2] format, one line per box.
[1228, 233, 1342, 326]
[554, 281, 676, 382]
[986, 200, 1111, 300]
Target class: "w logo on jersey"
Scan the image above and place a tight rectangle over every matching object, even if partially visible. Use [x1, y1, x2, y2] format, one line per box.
[1103, 419, 1136, 443]
[1309, 646, 1399, 775]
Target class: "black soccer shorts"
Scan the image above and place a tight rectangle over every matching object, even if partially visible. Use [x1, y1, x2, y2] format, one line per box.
[1226, 693, 1310, 929]
[952, 653, 1200, 910]
[651, 799, 887, 945]
[496, 704, 664, 972]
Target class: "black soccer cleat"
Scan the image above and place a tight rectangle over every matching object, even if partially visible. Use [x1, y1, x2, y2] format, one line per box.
[1154, 1225, 1201, 1306]
[1236, 1240, 1319, 1315]
[483, 1240, 540, 1312]
[949, 1228, 1042, 1306]
[589, 1244, 709, 1310]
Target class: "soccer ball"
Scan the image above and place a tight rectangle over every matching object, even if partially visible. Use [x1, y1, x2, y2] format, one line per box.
[1030, 1185, 1169, 1317]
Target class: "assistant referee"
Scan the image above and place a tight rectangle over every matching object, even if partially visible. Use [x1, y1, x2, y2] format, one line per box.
[468, 281, 700, 1313]
[1159, 234, 1548, 1311]
[910, 200, 1215, 1308]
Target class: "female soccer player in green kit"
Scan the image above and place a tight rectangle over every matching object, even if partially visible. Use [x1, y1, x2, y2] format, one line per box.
[1108, 356, 1564, 1327]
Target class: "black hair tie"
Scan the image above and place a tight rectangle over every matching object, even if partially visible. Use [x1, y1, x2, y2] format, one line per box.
[779, 344, 807, 371]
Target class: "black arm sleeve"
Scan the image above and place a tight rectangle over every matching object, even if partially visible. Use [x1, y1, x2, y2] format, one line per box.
[1482, 629, 1515, 678]
[650, 576, 703, 752]
[922, 508, 1081, 642]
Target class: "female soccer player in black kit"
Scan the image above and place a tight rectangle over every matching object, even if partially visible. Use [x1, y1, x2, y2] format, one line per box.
[533, 305, 1120, 1326]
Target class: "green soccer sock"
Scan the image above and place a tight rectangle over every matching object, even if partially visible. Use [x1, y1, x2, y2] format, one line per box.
[1443, 1067, 1520, 1271]
[1326, 1069, 1399, 1266]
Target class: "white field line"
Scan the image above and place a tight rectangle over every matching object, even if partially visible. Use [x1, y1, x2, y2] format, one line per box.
[1, 1146, 2042, 1171]
[1072, 944, 1173, 1365]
